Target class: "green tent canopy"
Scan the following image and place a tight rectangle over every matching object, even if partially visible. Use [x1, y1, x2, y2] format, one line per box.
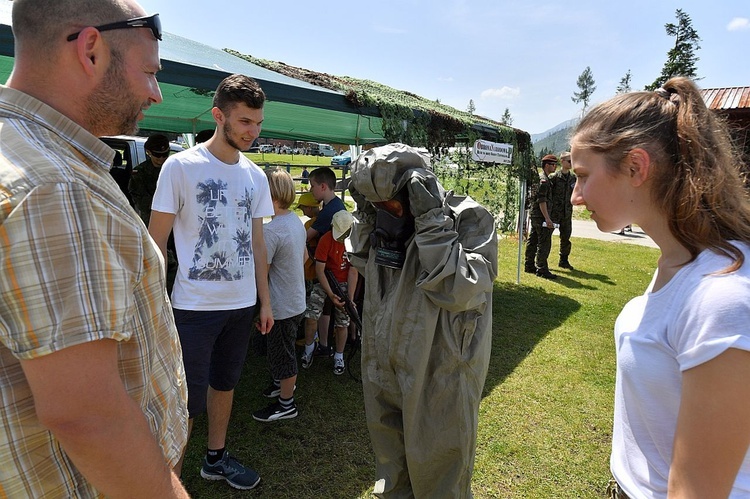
[0, 0, 385, 144]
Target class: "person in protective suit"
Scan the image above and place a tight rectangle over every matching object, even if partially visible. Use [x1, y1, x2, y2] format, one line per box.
[346, 143, 498, 498]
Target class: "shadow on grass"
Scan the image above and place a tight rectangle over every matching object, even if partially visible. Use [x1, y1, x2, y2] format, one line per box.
[546, 269, 616, 290]
[181, 280, 581, 498]
[483, 281, 581, 395]
[181, 334, 374, 498]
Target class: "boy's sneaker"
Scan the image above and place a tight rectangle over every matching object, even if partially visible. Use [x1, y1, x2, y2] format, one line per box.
[314, 344, 333, 357]
[301, 349, 314, 369]
[200, 450, 260, 490]
[333, 357, 345, 376]
[253, 401, 298, 422]
[261, 383, 296, 398]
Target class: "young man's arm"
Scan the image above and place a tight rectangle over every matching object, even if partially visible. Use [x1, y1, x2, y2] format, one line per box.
[539, 200, 554, 228]
[148, 210, 176, 264]
[538, 182, 554, 228]
[252, 217, 274, 334]
[20, 340, 189, 499]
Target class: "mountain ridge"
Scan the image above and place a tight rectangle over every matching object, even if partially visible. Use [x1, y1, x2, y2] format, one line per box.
[532, 118, 578, 156]
[531, 118, 578, 143]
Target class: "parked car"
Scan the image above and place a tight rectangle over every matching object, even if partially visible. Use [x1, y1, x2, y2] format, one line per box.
[101, 135, 182, 170]
[330, 150, 352, 166]
[308, 142, 336, 157]
[100, 135, 146, 170]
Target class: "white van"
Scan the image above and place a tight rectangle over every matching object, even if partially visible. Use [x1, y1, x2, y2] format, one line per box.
[309, 143, 336, 157]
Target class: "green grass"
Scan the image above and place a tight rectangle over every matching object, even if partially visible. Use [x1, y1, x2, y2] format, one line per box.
[573, 205, 591, 220]
[246, 152, 338, 167]
[179, 236, 659, 498]
[245, 152, 350, 194]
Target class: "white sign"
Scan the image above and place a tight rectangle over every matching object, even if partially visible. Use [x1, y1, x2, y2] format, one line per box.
[471, 140, 513, 164]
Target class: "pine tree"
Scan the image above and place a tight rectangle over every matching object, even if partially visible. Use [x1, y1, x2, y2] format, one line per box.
[617, 70, 632, 94]
[571, 66, 596, 116]
[467, 99, 476, 115]
[500, 108, 513, 126]
[646, 9, 701, 90]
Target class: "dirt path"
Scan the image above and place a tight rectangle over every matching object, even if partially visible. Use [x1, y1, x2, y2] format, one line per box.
[571, 219, 657, 249]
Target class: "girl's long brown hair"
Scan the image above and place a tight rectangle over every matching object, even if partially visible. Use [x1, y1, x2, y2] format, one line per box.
[573, 77, 750, 272]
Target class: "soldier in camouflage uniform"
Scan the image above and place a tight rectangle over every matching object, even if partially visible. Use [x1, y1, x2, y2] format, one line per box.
[550, 151, 576, 270]
[129, 134, 177, 292]
[524, 154, 558, 280]
[129, 134, 171, 226]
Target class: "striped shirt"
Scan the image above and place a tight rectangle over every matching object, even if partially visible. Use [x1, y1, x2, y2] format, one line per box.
[0, 86, 188, 498]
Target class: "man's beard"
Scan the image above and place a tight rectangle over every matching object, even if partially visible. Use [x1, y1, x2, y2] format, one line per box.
[86, 48, 147, 136]
[222, 120, 249, 152]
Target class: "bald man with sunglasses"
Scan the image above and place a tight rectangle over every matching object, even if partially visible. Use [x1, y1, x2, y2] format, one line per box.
[0, 0, 189, 497]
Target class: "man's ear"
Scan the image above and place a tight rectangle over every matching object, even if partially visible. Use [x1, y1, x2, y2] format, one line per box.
[626, 148, 651, 187]
[74, 27, 110, 78]
[211, 107, 225, 126]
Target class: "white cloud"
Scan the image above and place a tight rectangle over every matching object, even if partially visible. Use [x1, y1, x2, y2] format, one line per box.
[438, 76, 454, 82]
[480, 86, 521, 100]
[727, 17, 750, 31]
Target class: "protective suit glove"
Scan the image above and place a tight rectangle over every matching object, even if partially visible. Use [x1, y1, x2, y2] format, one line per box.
[407, 175, 443, 218]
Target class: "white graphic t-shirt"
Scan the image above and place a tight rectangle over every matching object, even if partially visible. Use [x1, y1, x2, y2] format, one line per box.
[152, 144, 274, 310]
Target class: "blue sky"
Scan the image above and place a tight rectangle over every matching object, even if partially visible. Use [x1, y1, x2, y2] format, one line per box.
[143, 0, 749, 135]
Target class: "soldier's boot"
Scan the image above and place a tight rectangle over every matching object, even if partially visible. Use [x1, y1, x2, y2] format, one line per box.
[536, 268, 558, 280]
[559, 256, 574, 270]
[524, 260, 536, 273]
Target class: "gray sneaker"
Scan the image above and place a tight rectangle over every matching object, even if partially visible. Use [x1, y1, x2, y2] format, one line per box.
[200, 450, 260, 490]
[301, 348, 314, 369]
[333, 356, 345, 376]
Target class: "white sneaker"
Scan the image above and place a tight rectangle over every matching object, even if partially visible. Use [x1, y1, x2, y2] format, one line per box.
[333, 357, 345, 376]
[301, 349, 314, 369]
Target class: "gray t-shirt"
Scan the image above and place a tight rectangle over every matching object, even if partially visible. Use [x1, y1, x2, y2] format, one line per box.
[264, 211, 307, 320]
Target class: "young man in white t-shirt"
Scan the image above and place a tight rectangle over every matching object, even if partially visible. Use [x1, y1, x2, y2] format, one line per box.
[149, 74, 274, 491]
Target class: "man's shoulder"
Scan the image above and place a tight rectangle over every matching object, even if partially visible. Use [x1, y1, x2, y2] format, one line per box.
[239, 154, 262, 171]
[162, 146, 205, 170]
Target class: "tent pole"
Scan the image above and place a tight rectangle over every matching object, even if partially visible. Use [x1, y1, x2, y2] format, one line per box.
[516, 178, 527, 285]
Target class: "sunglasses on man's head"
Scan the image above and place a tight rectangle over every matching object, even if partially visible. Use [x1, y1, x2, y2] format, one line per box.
[67, 13, 162, 42]
[149, 150, 170, 158]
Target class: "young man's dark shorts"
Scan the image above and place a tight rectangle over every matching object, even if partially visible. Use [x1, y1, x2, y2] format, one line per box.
[267, 313, 304, 381]
[174, 306, 255, 418]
